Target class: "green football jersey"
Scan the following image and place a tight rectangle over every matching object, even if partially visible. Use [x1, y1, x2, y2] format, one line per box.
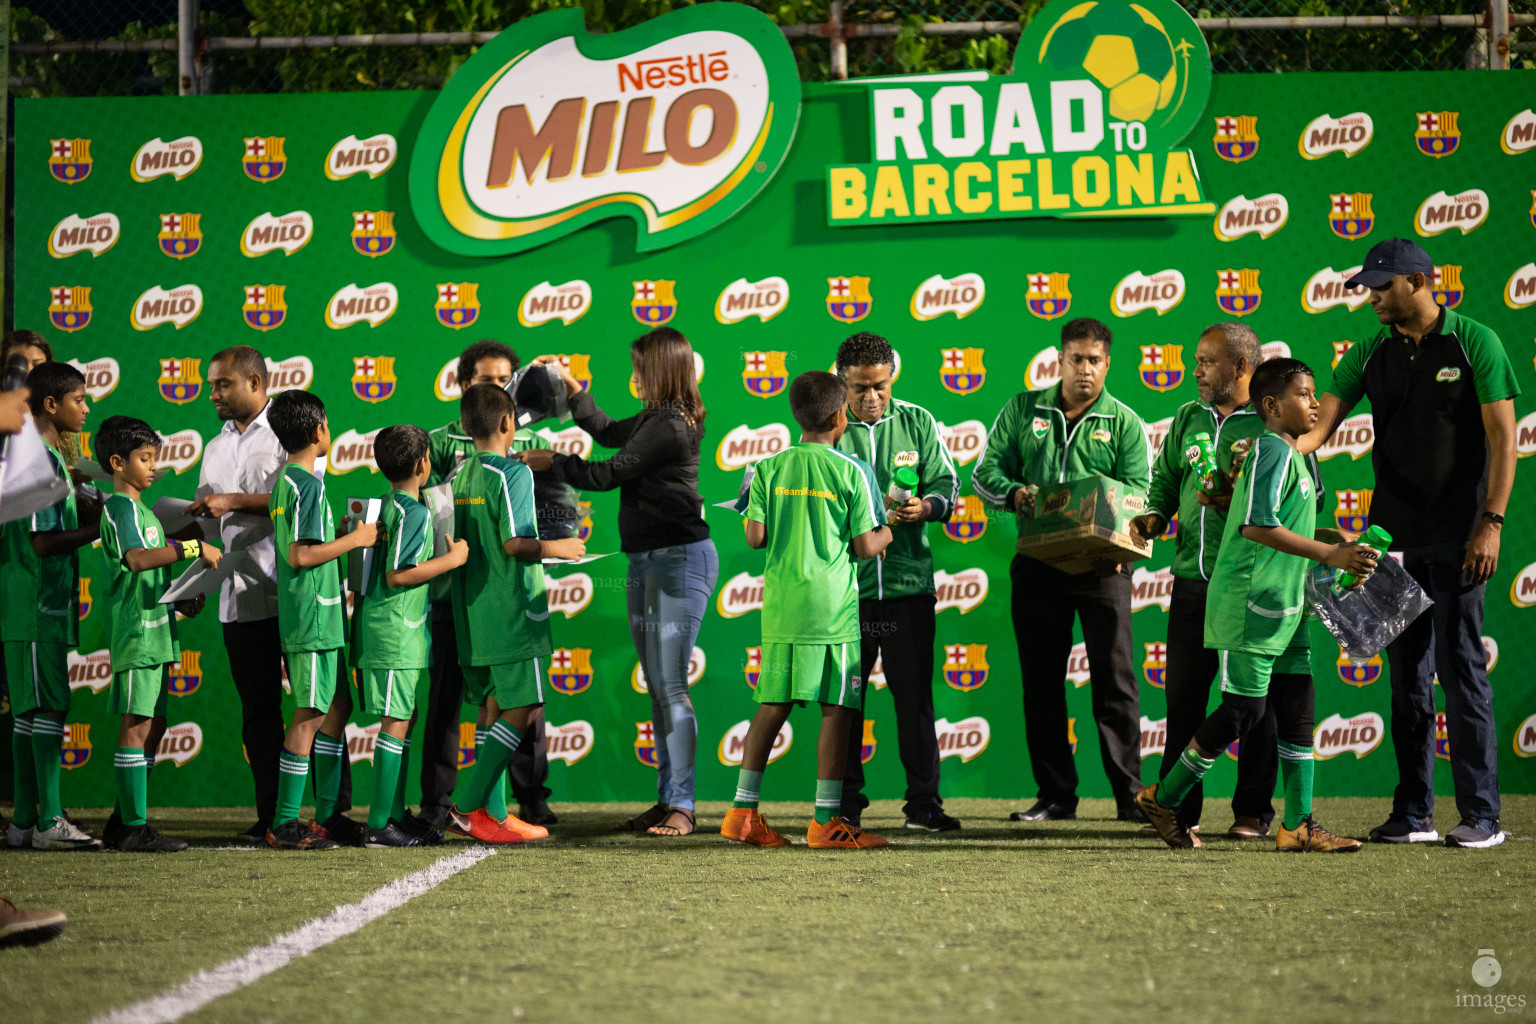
[353, 491, 433, 670]
[271, 464, 344, 654]
[0, 439, 79, 645]
[746, 443, 885, 645]
[450, 451, 551, 666]
[1205, 431, 1318, 655]
[99, 493, 180, 670]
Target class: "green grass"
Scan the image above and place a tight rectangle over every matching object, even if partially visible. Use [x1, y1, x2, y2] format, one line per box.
[3, 798, 1534, 1023]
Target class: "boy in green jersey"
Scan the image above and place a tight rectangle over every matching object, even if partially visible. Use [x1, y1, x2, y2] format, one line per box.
[265, 390, 379, 851]
[95, 416, 221, 852]
[354, 425, 468, 848]
[2, 362, 102, 851]
[1137, 359, 1379, 852]
[447, 385, 584, 844]
[722, 371, 892, 850]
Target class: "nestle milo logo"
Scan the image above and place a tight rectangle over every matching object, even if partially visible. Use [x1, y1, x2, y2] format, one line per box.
[409, 5, 801, 256]
[1040, 488, 1072, 517]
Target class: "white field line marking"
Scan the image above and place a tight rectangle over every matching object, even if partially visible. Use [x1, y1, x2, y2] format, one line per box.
[93, 845, 498, 1024]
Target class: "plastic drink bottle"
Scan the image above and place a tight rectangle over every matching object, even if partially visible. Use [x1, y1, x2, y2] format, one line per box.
[1335, 524, 1391, 591]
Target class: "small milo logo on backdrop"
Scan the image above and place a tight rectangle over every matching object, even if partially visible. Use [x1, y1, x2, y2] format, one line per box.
[827, 0, 1214, 226]
[409, 4, 802, 256]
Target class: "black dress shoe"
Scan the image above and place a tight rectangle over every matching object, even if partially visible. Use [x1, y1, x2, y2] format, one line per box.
[1009, 800, 1076, 821]
[518, 801, 558, 827]
[232, 821, 270, 846]
[1118, 802, 1151, 823]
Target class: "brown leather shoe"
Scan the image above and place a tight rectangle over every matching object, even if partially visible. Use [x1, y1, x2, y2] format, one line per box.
[1227, 815, 1271, 840]
[1136, 784, 1200, 849]
[0, 898, 67, 949]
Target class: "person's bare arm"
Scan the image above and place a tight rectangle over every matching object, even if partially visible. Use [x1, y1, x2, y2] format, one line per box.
[851, 525, 892, 560]
[1239, 523, 1378, 576]
[386, 538, 469, 587]
[187, 492, 272, 518]
[289, 520, 377, 569]
[125, 540, 221, 574]
[1296, 393, 1353, 456]
[744, 518, 766, 550]
[31, 524, 99, 557]
[1464, 398, 1516, 584]
[504, 536, 586, 562]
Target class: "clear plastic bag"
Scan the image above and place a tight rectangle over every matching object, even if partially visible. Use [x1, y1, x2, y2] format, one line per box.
[1305, 556, 1433, 663]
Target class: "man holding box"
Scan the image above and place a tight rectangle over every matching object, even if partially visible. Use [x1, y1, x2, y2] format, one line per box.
[974, 318, 1151, 822]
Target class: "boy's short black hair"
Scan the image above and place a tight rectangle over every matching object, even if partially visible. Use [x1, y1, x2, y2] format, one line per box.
[461, 383, 515, 439]
[835, 332, 895, 375]
[25, 361, 86, 416]
[3, 329, 53, 361]
[95, 415, 161, 472]
[788, 371, 847, 432]
[1061, 317, 1112, 350]
[457, 340, 520, 389]
[374, 424, 430, 483]
[1249, 357, 1314, 411]
[268, 389, 327, 453]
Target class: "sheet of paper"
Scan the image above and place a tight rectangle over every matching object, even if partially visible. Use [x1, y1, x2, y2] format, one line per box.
[424, 481, 456, 557]
[0, 418, 72, 525]
[344, 497, 384, 595]
[159, 549, 246, 603]
[151, 496, 218, 542]
[541, 552, 616, 566]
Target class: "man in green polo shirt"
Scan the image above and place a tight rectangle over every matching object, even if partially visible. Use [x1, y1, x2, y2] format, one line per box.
[974, 317, 1150, 823]
[832, 331, 960, 832]
[1300, 238, 1521, 850]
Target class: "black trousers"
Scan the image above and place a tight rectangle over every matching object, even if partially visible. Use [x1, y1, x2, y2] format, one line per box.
[1160, 577, 1277, 828]
[420, 612, 549, 817]
[1009, 555, 1142, 810]
[840, 594, 943, 819]
[223, 617, 286, 827]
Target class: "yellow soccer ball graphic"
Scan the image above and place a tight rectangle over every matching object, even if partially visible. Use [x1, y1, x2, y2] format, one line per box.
[1039, 1, 1178, 123]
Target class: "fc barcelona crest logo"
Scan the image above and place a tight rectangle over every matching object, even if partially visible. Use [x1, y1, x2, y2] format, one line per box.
[1143, 642, 1167, 689]
[744, 646, 761, 689]
[1026, 272, 1072, 321]
[826, 276, 872, 323]
[861, 720, 877, 764]
[1415, 111, 1460, 158]
[243, 136, 287, 181]
[743, 351, 789, 398]
[1338, 648, 1383, 688]
[435, 282, 480, 330]
[1436, 712, 1450, 759]
[632, 279, 677, 325]
[1138, 344, 1184, 392]
[942, 495, 988, 544]
[168, 650, 202, 697]
[634, 722, 658, 767]
[940, 348, 986, 395]
[1432, 265, 1464, 309]
[1334, 488, 1372, 534]
[78, 578, 92, 620]
[351, 211, 396, 257]
[158, 357, 203, 404]
[158, 213, 202, 259]
[1215, 269, 1261, 316]
[1530, 190, 1536, 231]
[1328, 192, 1375, 240]
[243, 284, 286, 332]
[550, 648, 594, 695]
[49, 138, 92, 183]
[553, 354, 592, 392]
[943, 643, 989, 692]
[61, 724, 92, 770]
[351, 355, 397, 404]
[457, 722, 477, 770]
[49, 285, 92, 333]
[1213, 115, 1259, 162]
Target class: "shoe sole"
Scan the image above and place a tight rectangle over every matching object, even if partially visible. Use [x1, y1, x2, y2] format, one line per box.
[0, 918, 67, 949]
[903, 822, 961, 831]
[1446, 831, 1507, 849]
[1009, 813, 1075, 821]
[31, 840, 100, 851]
[1368, 831, 1440, 843]
[1227, 831, 1270, 840]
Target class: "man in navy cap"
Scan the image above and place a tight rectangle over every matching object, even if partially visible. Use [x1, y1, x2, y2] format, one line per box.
[1299, 238, 1520, 849]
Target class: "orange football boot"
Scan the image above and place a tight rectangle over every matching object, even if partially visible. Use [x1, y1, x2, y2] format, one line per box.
[720, 808, 788, 847]
[498, 813, 550, 840]
[807, 816, 888, 849]
[447, 806, 524, 845]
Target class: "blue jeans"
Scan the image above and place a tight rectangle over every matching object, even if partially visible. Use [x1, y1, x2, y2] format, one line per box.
[1385, 542, 1500, 822]
[627, 539, 718, 811]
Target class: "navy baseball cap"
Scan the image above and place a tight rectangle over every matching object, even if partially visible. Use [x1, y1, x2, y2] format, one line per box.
[1346, 238, 1434, 289]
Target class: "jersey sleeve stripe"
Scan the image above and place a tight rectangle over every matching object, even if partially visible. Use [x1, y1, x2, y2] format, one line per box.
[826, 447, 881, 528]
[970, 402, 1017, 505]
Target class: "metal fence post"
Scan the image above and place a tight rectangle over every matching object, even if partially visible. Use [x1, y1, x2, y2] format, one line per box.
[1489, 0, 1511, 69]
[829, 0, 848, 81]
[179, 0, 200, 95]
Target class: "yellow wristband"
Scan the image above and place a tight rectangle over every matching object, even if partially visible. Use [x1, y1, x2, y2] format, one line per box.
[177, 539, 201, 561]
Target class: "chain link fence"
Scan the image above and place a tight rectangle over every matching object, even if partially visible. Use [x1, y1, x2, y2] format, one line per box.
[8, 0, 1534, 97]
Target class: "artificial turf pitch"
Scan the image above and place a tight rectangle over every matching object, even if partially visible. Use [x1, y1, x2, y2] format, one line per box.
[3, 797, 1533, 1023]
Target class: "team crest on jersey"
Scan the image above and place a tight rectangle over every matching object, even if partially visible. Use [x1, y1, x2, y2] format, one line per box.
[1139, 344, 1185, 392]
[634, 722, 659, 767]
[59, 724, 92, 770]
[1328, 192, 1375, 240]
[1432, 264, 1464, 308]
[1337, 647, 1382, 688]
[1212, 114, 1259, 162]
[826, 276, 872, 323]
[243, 284, 287, 332]
[940, 348, 986, 395]
[744, 647, 762, 689]
[1143, 642, 1167, 689]
[742, 351, 789, 398]
[552, 354, 593, 392]
[550, 648, 594, 695]
[1334, 488, 1372, 533]
[351, 211, 396, 257]
[325, 133, 396, 179]
[942, 495, 987, 544]
[457, 722, 477, 770]
[943, 643, 988, 692]
[168, 651, 202, 697]
[48, 285, 92, 333]
[157, 357, 203, 404]
[49, 138, 92, 183]
[351, 356, 397, 403]
[435, 282, 480, 330]
[157, 213, 202, 259]
[77, 578, 92, 620]
[132, 136, 202, 182]
[1215, 269, 1261, 316]
[1415, 110, 1460, 158]
[243, 136, 287, 181]
[632, 279, 677, 325]
[1025, 272, 1072, 321]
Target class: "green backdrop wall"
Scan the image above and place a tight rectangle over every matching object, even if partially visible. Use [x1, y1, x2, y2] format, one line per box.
[11, 70, 1536, 809]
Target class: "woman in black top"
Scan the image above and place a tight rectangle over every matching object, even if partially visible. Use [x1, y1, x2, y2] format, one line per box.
[521, 328, 717, 836]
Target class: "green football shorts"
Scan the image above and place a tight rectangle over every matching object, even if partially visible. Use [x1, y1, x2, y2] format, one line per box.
[755, 642, 863, 709]
[5, 641, 71, 715]
[287, 648, 340, 712]
[462, 658, 545, 710]
[1216, 639, 1310, 699]
[108, 664, 170, 718]
[358, 667, 425, 721]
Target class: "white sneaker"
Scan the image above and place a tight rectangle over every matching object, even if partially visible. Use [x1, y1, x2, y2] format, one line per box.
[31, 817, 101, 851]
[5, 823, 34, 849]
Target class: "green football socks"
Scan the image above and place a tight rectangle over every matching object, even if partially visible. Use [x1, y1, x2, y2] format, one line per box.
[391, 736, 411, 823]
[1279, 741, 1315, 830]
[814, 779, 842, 824]
[276, 749, 310, 825]
[473, 728, 510, 820]
[311, 733, 346, 823]
[31, 716, 65, 826]
[1157, 747, 1215, 809]
[114, 747, 148, 827]
[732, 769, 763, 810]
[467, 720, 521, 814]
[10, 718, 37, 829]
[369, 734, 405, 830]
